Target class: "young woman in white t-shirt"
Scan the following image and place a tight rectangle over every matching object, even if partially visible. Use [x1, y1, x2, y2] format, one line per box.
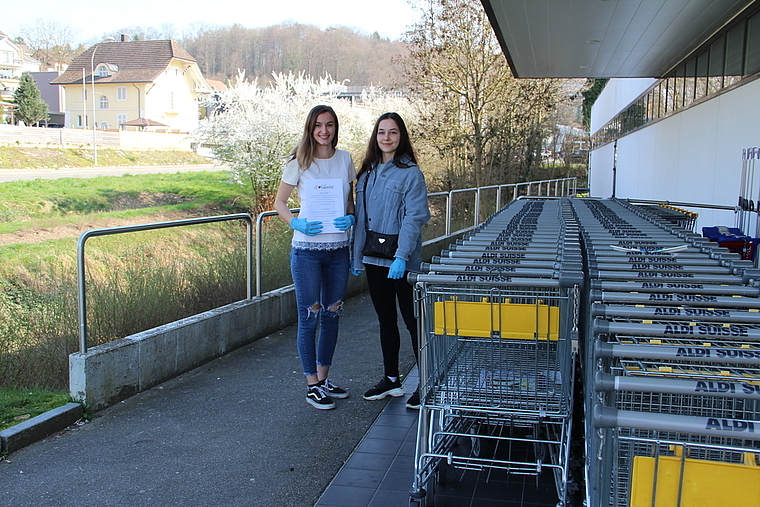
[274, 105, 356, 410]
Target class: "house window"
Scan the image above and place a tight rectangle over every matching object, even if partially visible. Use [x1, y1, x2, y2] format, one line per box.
[99, 96, 109, 109]
[117, 87, 127, 101]
[77, 115, 83, 127]
[97, 65, 108, 77]
[117, 114, 127, 126]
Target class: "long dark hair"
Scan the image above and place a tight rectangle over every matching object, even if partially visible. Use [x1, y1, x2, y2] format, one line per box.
[289, 105, 339, 170]
[358, 112, 417, 179]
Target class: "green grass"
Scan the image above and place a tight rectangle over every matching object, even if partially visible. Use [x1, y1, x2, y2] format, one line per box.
[0, 388, 72, 432]
[0, 146, 209, 169]
[0, 171, 249, 226]
[0, 169, 271, 430]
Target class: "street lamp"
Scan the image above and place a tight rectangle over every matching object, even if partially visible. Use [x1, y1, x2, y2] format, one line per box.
[90, 44, 99, 166]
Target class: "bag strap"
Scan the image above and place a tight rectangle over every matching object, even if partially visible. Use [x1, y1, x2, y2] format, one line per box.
[362, 168, 371, 230]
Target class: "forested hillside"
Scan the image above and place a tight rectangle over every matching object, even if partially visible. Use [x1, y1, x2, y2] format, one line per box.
[178, 23, 406, 86]
[15, 20, 407, 86]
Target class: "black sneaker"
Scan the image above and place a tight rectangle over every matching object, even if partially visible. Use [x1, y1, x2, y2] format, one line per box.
[363, 377, 405, 400]
[307, 384, 335, 410]
[405, 389, 420, 410]
[323, 378, 349, 399]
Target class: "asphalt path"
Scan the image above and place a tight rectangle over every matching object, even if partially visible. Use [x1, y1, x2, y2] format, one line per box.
[0, 293, 415, 507]
[0, 163, 229, 182]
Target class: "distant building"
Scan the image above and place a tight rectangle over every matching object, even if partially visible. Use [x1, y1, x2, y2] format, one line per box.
[31, 71, 65, 126]
[51, 38, 212, 133]
[0, 30, 41, 111]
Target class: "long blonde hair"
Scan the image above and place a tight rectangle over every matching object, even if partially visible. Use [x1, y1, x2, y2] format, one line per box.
[289, 105, 339, 170]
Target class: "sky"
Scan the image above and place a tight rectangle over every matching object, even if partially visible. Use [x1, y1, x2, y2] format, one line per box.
[2, 0, 419, 43]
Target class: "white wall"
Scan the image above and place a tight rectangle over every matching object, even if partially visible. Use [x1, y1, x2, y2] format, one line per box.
[589, 78, 760, 232]
[0, 124, 193, 150]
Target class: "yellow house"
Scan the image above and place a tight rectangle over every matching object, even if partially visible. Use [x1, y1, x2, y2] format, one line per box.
[51, 38, 211, 133]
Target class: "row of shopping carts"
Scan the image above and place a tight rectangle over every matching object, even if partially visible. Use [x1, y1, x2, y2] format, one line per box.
[408, 198, 583, 506]
[574, 198, 760, 507]
[407, 196, 760, 506]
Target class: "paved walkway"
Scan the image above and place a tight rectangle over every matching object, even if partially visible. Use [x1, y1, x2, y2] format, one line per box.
[0, 293, 417, 507]
[0, 292, 563, 507]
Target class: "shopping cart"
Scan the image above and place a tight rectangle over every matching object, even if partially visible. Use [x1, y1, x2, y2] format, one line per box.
[573, 198, 760, 507]
[408, 198, 581, 507]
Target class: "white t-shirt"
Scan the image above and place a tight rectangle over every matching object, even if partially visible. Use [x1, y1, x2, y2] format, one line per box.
[281, 149, 356, 249]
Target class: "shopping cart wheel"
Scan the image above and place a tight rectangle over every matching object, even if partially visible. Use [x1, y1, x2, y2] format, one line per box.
[409, 487, 426, 506]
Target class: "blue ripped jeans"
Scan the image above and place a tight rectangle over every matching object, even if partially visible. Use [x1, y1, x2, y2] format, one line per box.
[290, 246, 350, 376]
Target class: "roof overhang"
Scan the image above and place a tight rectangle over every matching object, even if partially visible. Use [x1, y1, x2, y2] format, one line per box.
[481, 0, 756, 78]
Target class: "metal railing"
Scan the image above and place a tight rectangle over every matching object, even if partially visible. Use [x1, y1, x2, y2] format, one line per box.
[77, 213, 253, 353]
[256, 208, 298, 297]
[255, 177, 577, 294]
[76, 177, 576, 352]
[428, 178, 578, 237]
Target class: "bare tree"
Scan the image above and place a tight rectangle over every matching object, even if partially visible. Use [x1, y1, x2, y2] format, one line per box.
[179, 22, 405, 85]
[399, 0, 562, 188]
[101, 25, 165, 42]
[17, 18, 82, 70]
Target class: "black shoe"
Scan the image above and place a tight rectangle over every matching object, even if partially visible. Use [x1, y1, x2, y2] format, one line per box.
[405, 389, 420, 410]
[323, 378, 349, 399]
[363, 377, 405, 400]
[307, 384, 335, 410]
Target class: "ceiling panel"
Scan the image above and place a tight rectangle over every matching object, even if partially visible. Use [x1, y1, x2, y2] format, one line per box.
[481, 0, 755, 78]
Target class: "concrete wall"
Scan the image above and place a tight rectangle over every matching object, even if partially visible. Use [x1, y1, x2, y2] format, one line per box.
[589, 78, 760, 232]
[0, 124, 193, 150]
[70, 234, 455, 411]
[70, 286, 298, 411]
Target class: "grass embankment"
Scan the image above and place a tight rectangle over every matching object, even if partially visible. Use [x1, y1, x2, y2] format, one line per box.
[0, 169, 293, 432]
[1, 389, 71, 432]
[0, 146, 209, 169]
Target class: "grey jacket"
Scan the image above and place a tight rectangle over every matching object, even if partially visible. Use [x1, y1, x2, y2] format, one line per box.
[352, 156, 430, 272]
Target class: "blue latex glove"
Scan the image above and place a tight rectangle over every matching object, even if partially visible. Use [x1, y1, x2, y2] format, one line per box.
[388, 257, 406, 279]
[333, 214, 355, 231]
[290, 217, 322, 236]
[351, 268, 364, 276]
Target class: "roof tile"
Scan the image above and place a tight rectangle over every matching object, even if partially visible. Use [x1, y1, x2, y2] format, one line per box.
[51, 40, 197, 85]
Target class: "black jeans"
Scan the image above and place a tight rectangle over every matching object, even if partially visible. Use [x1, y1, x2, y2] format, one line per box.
[365, 263, 419, 378]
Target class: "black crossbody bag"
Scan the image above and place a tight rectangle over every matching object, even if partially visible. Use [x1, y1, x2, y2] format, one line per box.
[361, 169, 398, 260]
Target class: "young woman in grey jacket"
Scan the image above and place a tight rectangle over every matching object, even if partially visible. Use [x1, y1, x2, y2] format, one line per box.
[351, 112, 430, 408]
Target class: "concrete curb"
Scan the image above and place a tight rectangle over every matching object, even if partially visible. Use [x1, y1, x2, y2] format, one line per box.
[0, 403, 83, 454]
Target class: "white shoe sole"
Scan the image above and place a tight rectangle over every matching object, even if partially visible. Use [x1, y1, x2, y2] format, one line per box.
[363, 387, 405, 400]
[306, 398, 335, 410]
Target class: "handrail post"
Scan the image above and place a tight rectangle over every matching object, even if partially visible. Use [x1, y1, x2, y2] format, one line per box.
[77, 234, 88, 354]
[255, 213, 264, 298]
[256, 208, 298, 297]
[474, 187, 481, 227]
[77, 213, 252, 353]
[445, 191, 453, 236]
[246, 218, 253, 299]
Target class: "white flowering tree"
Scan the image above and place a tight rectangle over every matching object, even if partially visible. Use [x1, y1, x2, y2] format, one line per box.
[196, 71, 426, 212]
